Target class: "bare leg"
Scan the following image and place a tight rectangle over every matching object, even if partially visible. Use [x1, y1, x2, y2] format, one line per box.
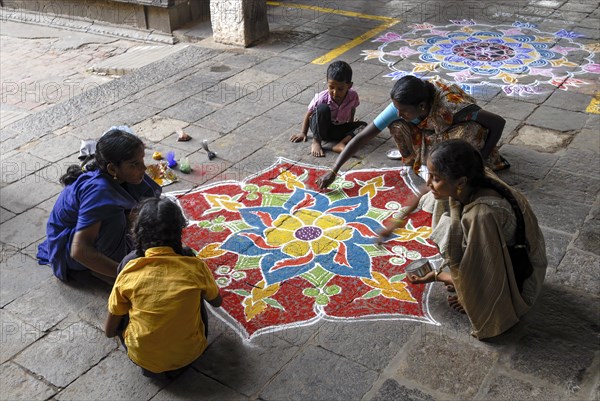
[331, 135, 353, 153]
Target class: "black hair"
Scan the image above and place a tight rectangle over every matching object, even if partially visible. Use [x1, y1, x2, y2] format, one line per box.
[428, 139, 486, 186]
[59, 129, 144, 186]
[327, 61, 353, 84]
[132, 197, 187, 256]
[390, 75, 436, 106]
[428, 139, 533, 291]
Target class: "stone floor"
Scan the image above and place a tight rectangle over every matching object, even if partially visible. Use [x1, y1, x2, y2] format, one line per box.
[1, 0, 599, 400]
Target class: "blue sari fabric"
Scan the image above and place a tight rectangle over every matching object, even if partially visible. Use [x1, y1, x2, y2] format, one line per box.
[37, 170, 161, 281]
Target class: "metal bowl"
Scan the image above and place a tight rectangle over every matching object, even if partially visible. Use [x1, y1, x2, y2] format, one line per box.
[405, 258, 432, 277]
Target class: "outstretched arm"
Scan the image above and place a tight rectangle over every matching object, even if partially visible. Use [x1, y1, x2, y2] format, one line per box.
[316, 122, 382, 188]
[377, 186, 429, 244]
[290, 110, 312, 142]
[474, 110, 505, 159]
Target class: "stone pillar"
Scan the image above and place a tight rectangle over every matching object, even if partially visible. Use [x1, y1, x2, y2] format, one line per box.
[210, 0, 269, 47]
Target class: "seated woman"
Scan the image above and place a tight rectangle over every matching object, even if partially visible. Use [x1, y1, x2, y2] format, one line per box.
[317, 75, 508, 189]
[399, 140, 547, 340]
[37, 128, 161, 283]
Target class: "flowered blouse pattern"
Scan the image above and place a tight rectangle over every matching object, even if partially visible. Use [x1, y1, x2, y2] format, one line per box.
[173, 159, 439, 339]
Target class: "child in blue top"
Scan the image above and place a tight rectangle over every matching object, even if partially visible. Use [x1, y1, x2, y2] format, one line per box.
[290, 61, 366, 157]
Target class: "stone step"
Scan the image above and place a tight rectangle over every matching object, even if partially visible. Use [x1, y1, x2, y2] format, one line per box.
[87, 44, 190, 76]
[0, 110, 29, 129]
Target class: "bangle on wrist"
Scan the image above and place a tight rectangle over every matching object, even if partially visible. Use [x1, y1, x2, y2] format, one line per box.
[434, 269, 441, 282]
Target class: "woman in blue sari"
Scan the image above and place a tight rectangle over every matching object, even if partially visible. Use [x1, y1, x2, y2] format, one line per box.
[37, 129, 161, 283]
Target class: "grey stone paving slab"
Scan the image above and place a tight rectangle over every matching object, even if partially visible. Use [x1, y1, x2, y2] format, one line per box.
[0, 152, 51, 185]
[541, 227, 573, 269]
[573, 202, 600, 255]
[198, 82, 247, 108]
[56, 350, 163, 401]
[0, 207, 15, 224]
[219, 69, 280, 96]
[193, 332, 299, 397]
[418, 282, 475, 341]
[88, 44, 190, 75]
[253, 57, 307, 77]
[14, 321, 116, 388]
[522, 191, 590, 233]
[0, 361, 56, 401]
[495, 143, 558, 182]
[5, 46, 217, 136]
[0, 309, 43, 364]
[279, 44, 333, 62]
[133, 86, 196, 111]
[1, 251, 53, 307]
[554, 148, 600, 178]
[131, 116, 189, 143]
[500, 118, 522, 143]
[526, 106, 588, 132]
[315, 320, 419, 372]
[153, 368, 249, 401]
[195, 107, 255, 136]
[509, 331, 595, 391]
[370, 379, 435, 401]
[25, 133, 80, 163]
[0, 207, 49, 250]
[521, 284, 599, 345]
[160, 97, 217, 124]
[549, 248, 600, 294]
[551, 9, 593, 21]
[539, 168, 599, 205]
[209, 130, 272, 164]
[481, 374, 572, 401]
[259, 345, 378, 401]
[510, 124, 574, 153]
[560, 2, 598, 12]
[570, 128, 600, 153]
[397, 333, 499, 399]
[158, 124, 221, 153]
[273, 321, 321, 347]
[4, 277, 104, 332]
[484, 97, 538, 121]
[545, 90, 595, 112]
[303, 33, 351, 50]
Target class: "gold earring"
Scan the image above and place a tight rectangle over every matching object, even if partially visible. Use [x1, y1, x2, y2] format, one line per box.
[456, 186, 462, 197]
[113, 175, 118, 181]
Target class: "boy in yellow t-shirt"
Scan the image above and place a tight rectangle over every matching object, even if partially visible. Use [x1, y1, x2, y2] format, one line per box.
[105, 197, 222, 378]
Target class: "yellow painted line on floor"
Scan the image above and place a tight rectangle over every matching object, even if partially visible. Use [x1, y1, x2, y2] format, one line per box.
[311, 20, 399, 65]
[266, 1, 397, 22]
[266, 1, 401, 65]
[586, 93, 600, 114]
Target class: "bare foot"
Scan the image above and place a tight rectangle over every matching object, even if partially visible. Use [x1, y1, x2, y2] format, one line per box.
[332, 135, 352, 153]
[447, 295, 466, 314]
[311, 142, 325, 157]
